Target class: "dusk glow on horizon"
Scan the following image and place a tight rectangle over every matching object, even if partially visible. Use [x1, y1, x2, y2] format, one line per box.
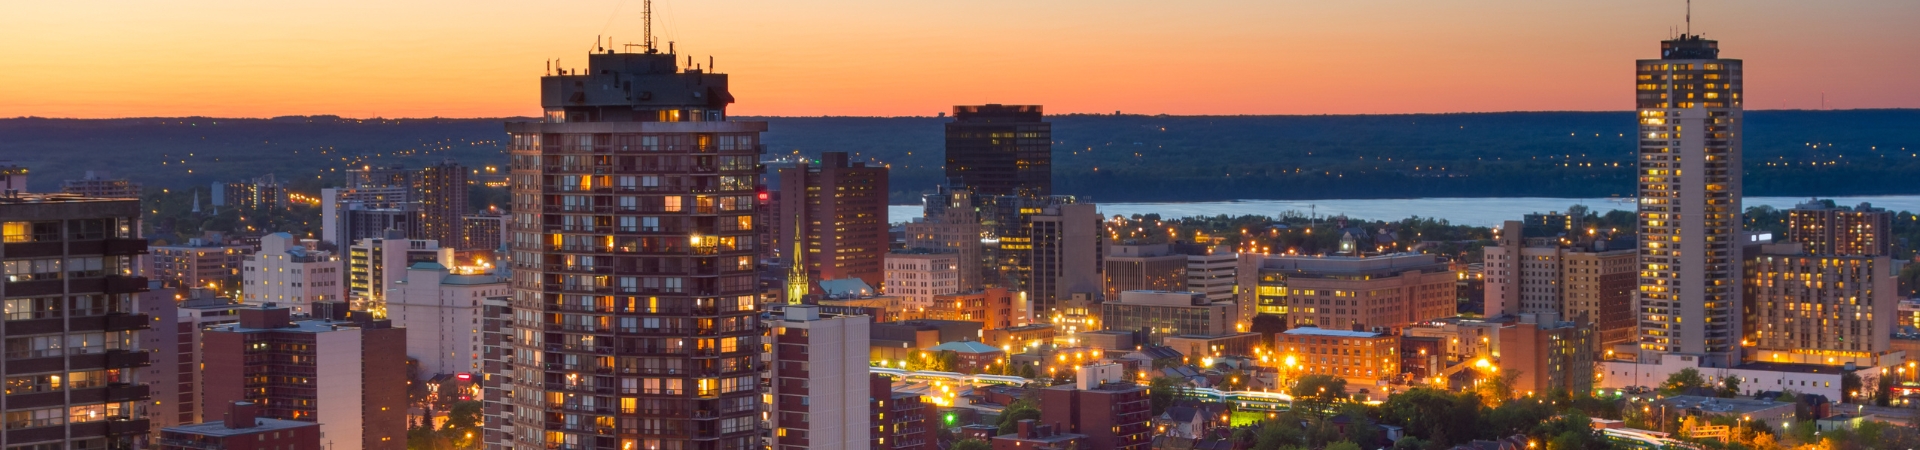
[5, 0, 1918, 118]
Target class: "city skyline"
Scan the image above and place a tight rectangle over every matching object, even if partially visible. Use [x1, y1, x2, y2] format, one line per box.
[5, 0, 1919, 118]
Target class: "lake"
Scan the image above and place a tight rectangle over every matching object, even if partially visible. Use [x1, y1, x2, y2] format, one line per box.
[888, 195, 1920, 227]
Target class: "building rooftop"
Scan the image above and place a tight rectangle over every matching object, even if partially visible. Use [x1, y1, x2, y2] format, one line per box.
[207, 318, 383, 334]
[1284, 327, 1386, 338]
[1252, 252, 1448, 276]
[929, 340, 1002, 354]
[1734, 361, 1848, 374]
[0, 192, 137, 205]
[1653, 395, 1794, 415]
[162, 418, 316, 437]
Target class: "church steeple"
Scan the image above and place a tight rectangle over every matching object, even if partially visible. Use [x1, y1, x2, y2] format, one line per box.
[785, 213, 808, 304]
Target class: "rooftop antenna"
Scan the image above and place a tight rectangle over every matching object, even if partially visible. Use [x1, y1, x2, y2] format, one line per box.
[644, 0, 655, 52]
[1686, 0, 1691, 36]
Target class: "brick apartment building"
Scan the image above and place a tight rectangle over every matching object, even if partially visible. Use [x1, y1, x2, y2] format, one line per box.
[201, 304, 407, 450]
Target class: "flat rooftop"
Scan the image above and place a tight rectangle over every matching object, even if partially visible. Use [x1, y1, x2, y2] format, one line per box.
[1654, 395, 1794, 414]
[206, 319, 372, 335]
[163, 418, 317, 437]
[1284, 327, 1385, 338]
[1734, 361, 1847, 375]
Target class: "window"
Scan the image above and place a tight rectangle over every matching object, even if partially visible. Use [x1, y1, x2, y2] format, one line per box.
[3, 374, 62, 394]
[3, 258, 65, 282]
[663, 197, 682, 213]
[4, 336, 64, 359]
[0, 222, 26, 243]
[3, 297, 62, 320]
[3, 407, 63, 429]
[68, 402, 125, 423]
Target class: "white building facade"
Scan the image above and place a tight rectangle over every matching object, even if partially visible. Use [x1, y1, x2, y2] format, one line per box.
[241, 232, 344, 312]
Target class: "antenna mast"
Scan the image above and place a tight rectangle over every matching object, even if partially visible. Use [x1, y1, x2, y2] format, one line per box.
[644, 0, 655, 52]
[1686, 0, 1691, 36]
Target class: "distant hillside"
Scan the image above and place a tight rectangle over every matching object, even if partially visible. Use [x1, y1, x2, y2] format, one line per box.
[4, 110, 1917, 203]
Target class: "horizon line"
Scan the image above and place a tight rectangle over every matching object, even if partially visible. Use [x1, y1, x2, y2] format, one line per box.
[6, 107, 1914, 122]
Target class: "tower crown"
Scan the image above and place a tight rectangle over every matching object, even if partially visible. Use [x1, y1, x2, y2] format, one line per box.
[1660, 35, 1719, 60]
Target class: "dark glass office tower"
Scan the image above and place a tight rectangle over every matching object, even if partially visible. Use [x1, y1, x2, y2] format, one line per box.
[504, 44, 765, 450]
[944, 105, 1051, 198]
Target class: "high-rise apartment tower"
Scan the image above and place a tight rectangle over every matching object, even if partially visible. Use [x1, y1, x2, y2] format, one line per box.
[1634, 35, 1743, 365]
[504, 44, 765, 450]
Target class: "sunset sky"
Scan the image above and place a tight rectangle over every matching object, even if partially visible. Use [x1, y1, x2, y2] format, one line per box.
[5, 0, 1916, 118]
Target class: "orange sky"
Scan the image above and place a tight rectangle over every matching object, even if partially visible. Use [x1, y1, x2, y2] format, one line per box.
[4, 0, 1916, 118]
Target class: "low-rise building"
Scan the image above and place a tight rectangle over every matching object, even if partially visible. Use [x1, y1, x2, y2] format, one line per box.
[1279, 328, 1400, 389]
[1650, 395, 1797, 433]
[1238, 252, 1455, 334]
[1597, 355, 1879, 403]
[983, 324, 1056, 351]
[1101, 290, 1234, 343]
[1496, 314, 1594, 396]
[1161, 333, 1261, 360]
[156, 401, 321, 450]
[926, 340, 1006, 373]
[926, 288, 1018, 330]
[1036, 371, 1152, 450]
[991, 420, 1084, 450]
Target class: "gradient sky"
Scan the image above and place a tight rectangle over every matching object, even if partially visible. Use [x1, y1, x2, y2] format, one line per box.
[5, 0, 1917, 118]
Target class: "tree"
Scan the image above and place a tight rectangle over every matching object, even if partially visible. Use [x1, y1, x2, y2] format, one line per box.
[1659, 367, 1709, 396]
[1842, 371, 1863, 404]
[1324, 441, 1363, 450]
[1149, 376, 1182, 416]
[937, 351, 961, 373]
[1379, 388, 1480, 448]
[1290, 374, 1348, 416]
[1254, 420, 1307, 450]
[442, 400, 482, 432]
[1720, 375, 1743, 398]
[1877, 374, 1896, 407]
[951, 439, 991, 450]
[1392, 436, 1426, 450]
[1749, 432, 1778, 450]
[1477, 368, 1522, 406]
[1485, 399, 1553, 438]
[998, 400, 1042, 431]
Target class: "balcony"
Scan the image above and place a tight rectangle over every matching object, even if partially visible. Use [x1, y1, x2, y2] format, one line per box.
[104, 349, 151, 368]
[106, 417, 150, 436]
[102, 238, 149, 256]
[4, 317, 64, 336]
[4, 279, 63, 297]
[104, 275, 148, 294]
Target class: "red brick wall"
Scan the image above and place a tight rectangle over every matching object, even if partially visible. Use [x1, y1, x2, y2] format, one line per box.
[199, 331, 248, 420]
[362, 326, 409, 450]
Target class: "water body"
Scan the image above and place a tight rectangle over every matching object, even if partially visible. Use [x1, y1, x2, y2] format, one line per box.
[888, 195, 1920, 227]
